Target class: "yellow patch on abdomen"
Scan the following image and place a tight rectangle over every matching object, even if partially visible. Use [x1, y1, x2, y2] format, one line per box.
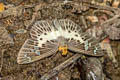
[59, 45, 68, 55]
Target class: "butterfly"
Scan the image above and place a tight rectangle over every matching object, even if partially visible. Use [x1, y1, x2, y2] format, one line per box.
[17, 19, 104, 64]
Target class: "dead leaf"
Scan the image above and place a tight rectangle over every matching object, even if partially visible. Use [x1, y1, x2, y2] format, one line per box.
[104, 27, 120, 40]
[0, 27, 14, 45]
[86, 16, 98, 23]
[101, 37, 110, 43]
[112, 0, 120, 8]
[100, 38, 118, 67]
[81, 58, 104, 80]
[0, 3, 4, 12]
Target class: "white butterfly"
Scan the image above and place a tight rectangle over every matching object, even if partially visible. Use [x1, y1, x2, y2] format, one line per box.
[17, 19, 104, 64]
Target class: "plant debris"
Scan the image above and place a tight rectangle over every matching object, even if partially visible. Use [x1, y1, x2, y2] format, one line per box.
[0, 3, 4, 12]
[0, 0, 120, 80]
[0, 27, 14, 45]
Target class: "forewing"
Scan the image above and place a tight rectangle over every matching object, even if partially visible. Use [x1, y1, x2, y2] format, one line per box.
[30, 21, 60, 47]
[53, 19, 84, 44]
[54, 19, 104, 56]
[17, 21, 59, 64]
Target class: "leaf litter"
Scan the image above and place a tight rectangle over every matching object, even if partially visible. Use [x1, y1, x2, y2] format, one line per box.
[0, 0, 120, 80]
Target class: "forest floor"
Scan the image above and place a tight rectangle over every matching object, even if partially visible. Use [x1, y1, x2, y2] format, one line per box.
[0, 0, 120, 80]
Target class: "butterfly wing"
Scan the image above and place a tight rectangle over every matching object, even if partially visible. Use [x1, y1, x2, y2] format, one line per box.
[68, 33, 104, 56]
[17, 21, 59, 64]
[54, 19, 104, 56]
[53, 19, 84, 44]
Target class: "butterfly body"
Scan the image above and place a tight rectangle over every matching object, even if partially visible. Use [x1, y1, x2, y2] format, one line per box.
[57, 36, 68, 55]
[17, 19, 104, 64]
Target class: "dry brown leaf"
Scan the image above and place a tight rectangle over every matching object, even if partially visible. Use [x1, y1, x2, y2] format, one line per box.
[104, 26, 120, 40]
[100, 38, 118, 66]
[0, 3, 4, 12]
[86, 16, 98, 23]
[0, 27, 14, 45]
[112, 0, 120, 8]
[101, 37, 110, 43]
[81, 58, 105, 80]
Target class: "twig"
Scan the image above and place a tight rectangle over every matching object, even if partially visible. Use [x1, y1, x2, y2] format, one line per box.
[25, 12, 37, 29]
[81, 16, 88, 29]
[101, 14, 120, 26]
[0, 49, 5, 72]
[87, 3, 120, 14]
[40, 54, 82, 80]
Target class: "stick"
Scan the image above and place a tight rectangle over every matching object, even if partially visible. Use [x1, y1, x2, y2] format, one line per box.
[0, 49, 5, 72]
[81, 16, 88, 29]
[101, 14, 120, 26]
[40, 54, 82, 80]
[87, 4, 120, 14]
